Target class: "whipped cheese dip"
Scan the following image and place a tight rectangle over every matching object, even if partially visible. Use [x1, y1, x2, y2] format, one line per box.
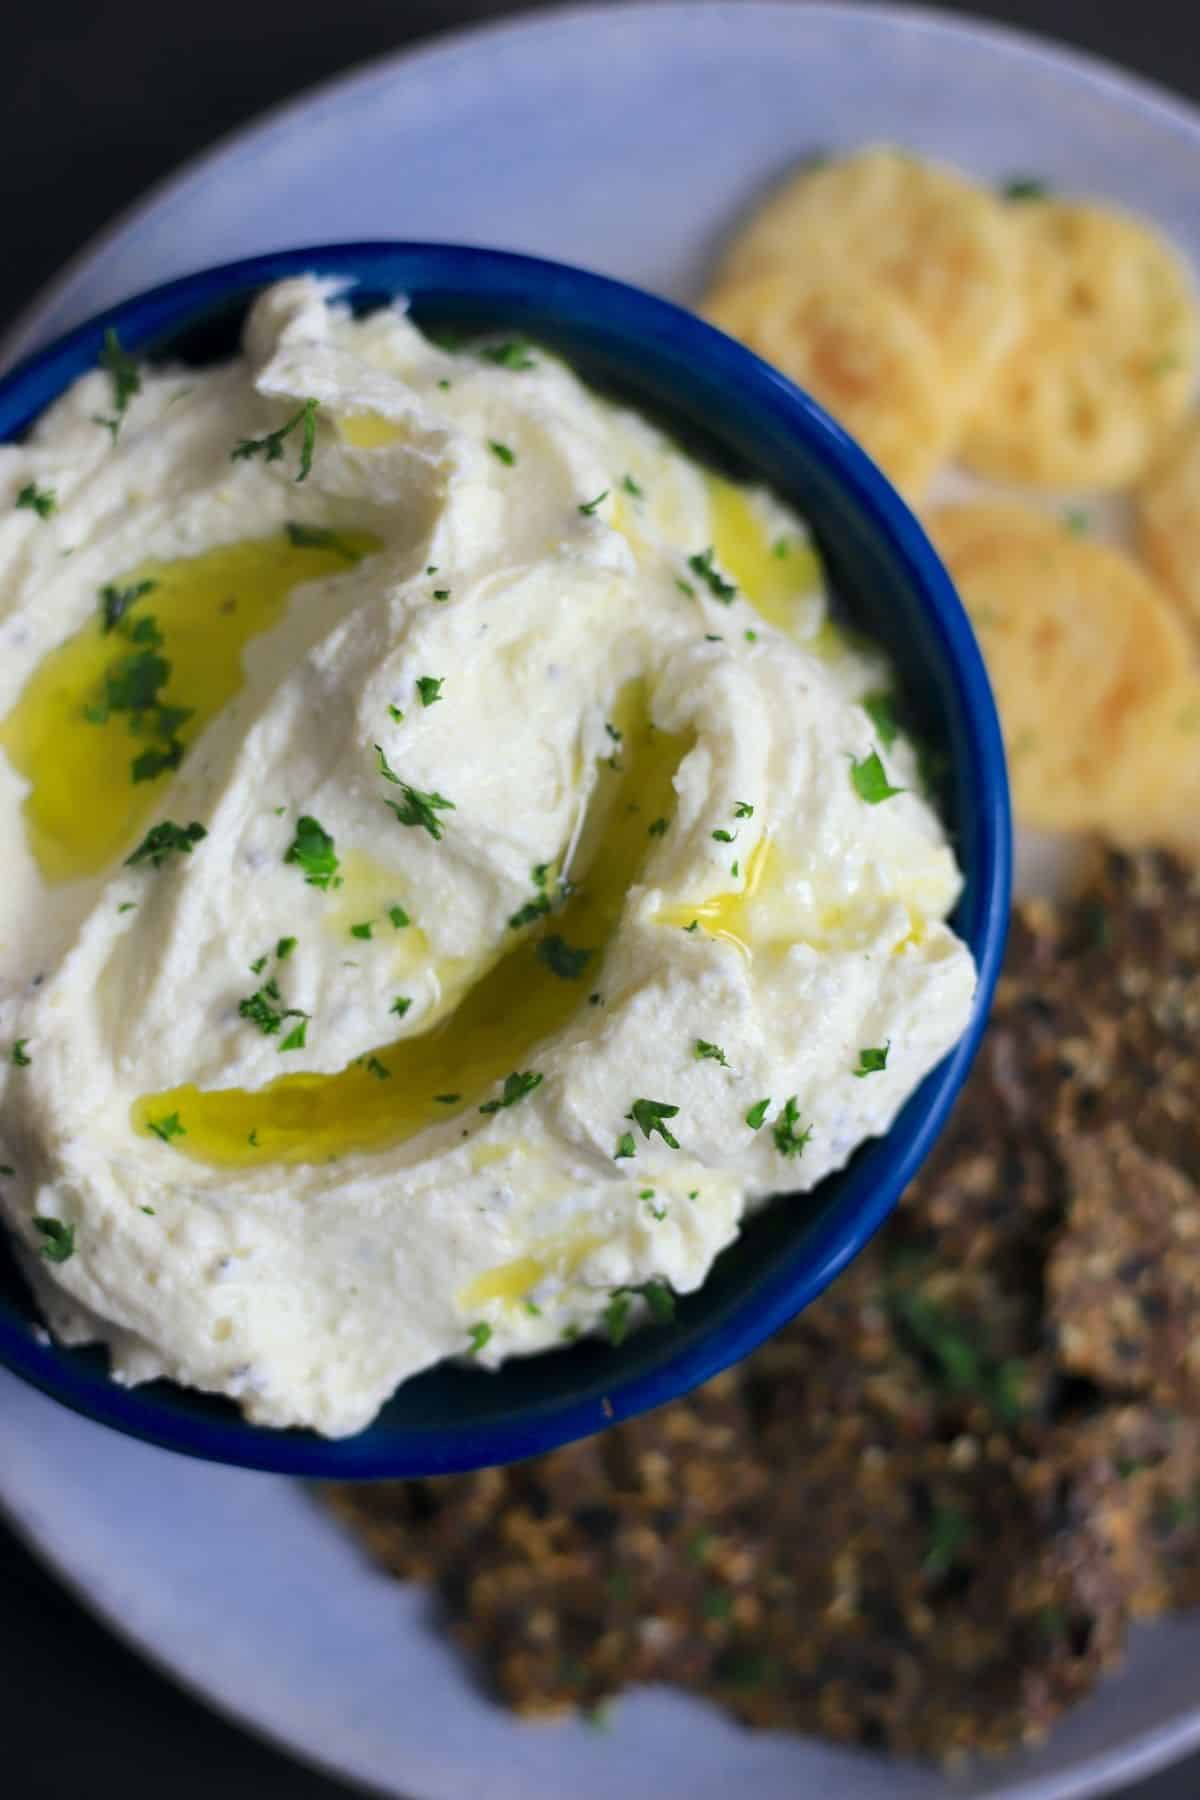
[0, 278, 976, 1435]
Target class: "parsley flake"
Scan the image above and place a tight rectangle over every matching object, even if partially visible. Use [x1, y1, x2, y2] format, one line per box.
[614, 1132, 636, 1160]
[604, 1292, 633, 1345]
[366, 1055, 391, 1080]
[771, 1096, 812, 1158]
[99, 578, 158, 634]
[579, 490, 609, 517]
[854, 1043, 890, 1077]
[536, 934, 591, 980]
[648, 817, 669, 838]
[416, 675, 444, 707]
[628, 1098, 680, 1149]
[147, 1111, 186, 1144]
[479, 1070, 543, 1114]
[745, 1097, 771, 1130]
[34, 1217, 76, 1263]
[238, 979, 307, 1038]
[850, 750, 904, 804]
[388, 704, 404, 723]
[733, 800, 754, 818]
[488, 439, 516, 466]
[676, 577, 696, 598]
[384, 780, 455, 839]
[284, 815, 339, 889]
[125, 820, 206, 868]
[390, 996, 413, 1017]
[621, 473, 644, 499]
[280, 1017, 309, 1053]
[861, 691, 898, 749]
[435, 1093, 461, 1104]
[10, 1040, 31, 1068]
[1002, 175, 1050, 201]
[480, 340, 536, 370]
[350, 921, 373, 940]
[276, 936, 297, 961]
[95, 329, 141, 438]
[432, 589, 450, 601]
[16, 481, 56, 519]
[712, 828, 736, 844]
[695, 1039, 729, 1067]
[388, 905, 410, 929]
[232, 398, 319, 481]
[284, 520, 361, 561]
[687, 546, 737, 602]
[249, 955, 268, 975]
[466, 1321, 493, 1355]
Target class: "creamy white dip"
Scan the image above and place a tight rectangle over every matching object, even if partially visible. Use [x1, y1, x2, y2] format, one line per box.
[0, 278, 975, 1435]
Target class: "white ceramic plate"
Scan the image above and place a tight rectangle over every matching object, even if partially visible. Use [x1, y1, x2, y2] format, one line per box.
[3, 6, 1200, 1797]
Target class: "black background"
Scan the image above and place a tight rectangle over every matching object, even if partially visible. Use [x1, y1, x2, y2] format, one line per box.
[2, 4, 1199, 1796]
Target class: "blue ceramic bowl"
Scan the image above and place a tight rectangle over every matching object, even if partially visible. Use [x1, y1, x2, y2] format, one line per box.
[0, 244, 1010, 1476]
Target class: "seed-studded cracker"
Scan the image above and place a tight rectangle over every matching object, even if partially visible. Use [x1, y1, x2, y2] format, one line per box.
[962, 199, 1199, 489]
[928, 502, 1195, 841]
[705, 270, 956, 498]
[711, 146, 1022, 419]
[1139, 414, 1200, 632]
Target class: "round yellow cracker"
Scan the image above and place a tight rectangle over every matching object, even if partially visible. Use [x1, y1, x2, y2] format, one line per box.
[927, 501, 1197, 841]
[711, 145, 1022, 410]
[705, 270, 957, 500]
[962, 200, 1199, 489]
[1138, 413, 1200, 631]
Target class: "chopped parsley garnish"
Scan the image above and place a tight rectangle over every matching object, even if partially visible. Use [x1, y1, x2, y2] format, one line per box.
[388, 704, 404, 723]
[125, 819, 206, 868]
[249, 955, 268, 975]
[850, 749, 904, 804]
[684, 920, 699, 933]
[772, 537, 791, 558]
[860, 691, 898, 749]
[647, 817, 668, 838]
[488, 439, 516, 466]
[435, 1092, 461, 1104]
[232, 397, 320, 481]
[579, 490, 609, 516]
[695, 1039, 729, 1067]
[771, 1096, 812, 1158]
[237, 978, 308, 1039]
[605, 721, 623, 745]
[628, 1097, 680, 1149]
[99, 578, 157, 634]
[687, 546, 737, 603]
[390, 996, 413, 1017]
[480, 340, 536, 370]
[466, 1321, 493, 1355]
[280, 1017, 309, 1052]
[95, 329, 141, 438]
[366, 1055, 391, 1080]
[536, 934, 591, 980]
[147, 1111, 186, 1143]
[284, 815, 340, 888]
[604, 1292, 633, 1345]
[509, 862, 570, 929]
[388, 905, 410, 929]
[416, 675, 444, 707]
[621, 473, 644, 499]
[432, 589, 450, 601]
[479, 1070, 543, 1114]
[10, 1040, 31, 1068]
[614, 1132, 636, 1160]
[33, 1217, 75, 1263]
[745, 629, 757, 643]
[350, 921, 374, 940]
[1002, 175, 1049, 201]
[284, 520, 361, 561]
[733, 800, 754, 818]
[384, 780, 456, 839]
[16, 481, 56, 519]
[854, 1043, 890, 1077]
[676, 577, 696, 598]
[712, 827, 736, 843]
[276, 936, 297, 960]
[745, 1097, 770, 1130]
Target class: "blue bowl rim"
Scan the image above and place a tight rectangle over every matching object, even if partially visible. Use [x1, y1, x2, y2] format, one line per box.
[0, 242, 1011, 1475]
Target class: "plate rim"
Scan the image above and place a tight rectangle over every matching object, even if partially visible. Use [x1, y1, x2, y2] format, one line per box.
[5, 3, 1200, 1797]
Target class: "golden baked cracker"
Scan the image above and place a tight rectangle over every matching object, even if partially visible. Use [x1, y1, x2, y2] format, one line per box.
[962, 200, 1199, 489]
[1138, 413, 1200, 631]
[928, 502, 1197, 841]
[711, 146, 1022, 409]
[705, 271, 957, 499]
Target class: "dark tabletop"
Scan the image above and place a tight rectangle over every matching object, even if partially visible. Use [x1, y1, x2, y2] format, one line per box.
[3, 2, 1200, 1796]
